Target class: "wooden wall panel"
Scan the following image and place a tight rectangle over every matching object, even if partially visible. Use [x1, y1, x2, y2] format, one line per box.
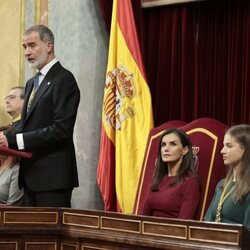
[61, 240, 79, 250]
[0, 207, 249, 250]
[0, 241, 19, 250]
[25, 242, 57, 250]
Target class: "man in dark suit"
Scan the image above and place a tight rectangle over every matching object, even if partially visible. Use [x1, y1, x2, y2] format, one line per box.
[0, 25, 80, 207]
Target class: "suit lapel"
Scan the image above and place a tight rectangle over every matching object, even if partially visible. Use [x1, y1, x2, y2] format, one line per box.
[25, 79, 51, 118]
[22, 80, 34, 120]
[23, 62, 62, 123]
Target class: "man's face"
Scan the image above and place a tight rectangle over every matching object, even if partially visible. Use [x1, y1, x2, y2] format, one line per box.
[5, 88, 24, 117]
[22, 31, 52, 70]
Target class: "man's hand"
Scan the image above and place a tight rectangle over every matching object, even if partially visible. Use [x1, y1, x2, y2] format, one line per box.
[0, 134, 9, 148]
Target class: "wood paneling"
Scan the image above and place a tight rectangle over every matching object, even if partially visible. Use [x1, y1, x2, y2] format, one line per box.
[63, 212, 99, 228]
[0, 241, 18, 250]
[25, 242, 57, 250]
[4, 211, 58, 224]
[0, 207, 249, 250]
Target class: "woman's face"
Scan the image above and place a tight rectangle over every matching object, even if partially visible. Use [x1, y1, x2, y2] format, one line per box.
[221, 133, 244, 168]
[161, 133, 188, 163]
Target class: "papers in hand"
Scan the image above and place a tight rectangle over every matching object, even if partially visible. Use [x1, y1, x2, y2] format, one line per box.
[0, 146, 32, 158]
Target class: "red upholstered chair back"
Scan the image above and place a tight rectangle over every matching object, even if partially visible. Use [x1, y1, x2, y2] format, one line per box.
[133, 118, 228, 220]
[133, 120, 187, 215]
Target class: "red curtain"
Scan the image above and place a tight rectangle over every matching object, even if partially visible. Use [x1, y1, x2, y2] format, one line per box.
[99, 0, 250, 127]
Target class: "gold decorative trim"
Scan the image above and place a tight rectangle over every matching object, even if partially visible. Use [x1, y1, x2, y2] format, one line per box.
[61, 243, 78, 250]
[82, 246, 110, 250]
[48, 0, 51, 26]
[186, 128, 218, 220]
[4, 211, 58, 224]
[142, 221, 187, 239]
[100, 216, 141, 234]
[141, 0, 204, 8]
[41, 0, 49, 26]
[35, 0, 41, 24]
[25, 242, 57, 249]
[0, 242, 18, 250]
[63, 212, 99, 228]
[189, 226, 240, 245]
[19, 0, 25, 85]
[134, 130, 165, 213]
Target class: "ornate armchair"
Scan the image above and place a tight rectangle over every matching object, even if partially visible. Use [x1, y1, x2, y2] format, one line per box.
[133, 118, 228, 220]
[133, 120, 187, 215]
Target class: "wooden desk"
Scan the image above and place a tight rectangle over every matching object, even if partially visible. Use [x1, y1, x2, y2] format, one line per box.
[0, 207, 249, 249]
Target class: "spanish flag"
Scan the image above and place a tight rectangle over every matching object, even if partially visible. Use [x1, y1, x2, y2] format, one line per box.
[97, 0, 153, 213]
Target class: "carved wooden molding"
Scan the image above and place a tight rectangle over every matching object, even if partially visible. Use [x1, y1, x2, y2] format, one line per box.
[0, 207, 249, 250]
[141, 0, 205, 8]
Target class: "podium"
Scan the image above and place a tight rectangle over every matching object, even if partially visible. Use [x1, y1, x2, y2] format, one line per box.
[0, 146, 32, 158]
[0, 207, 249, 249]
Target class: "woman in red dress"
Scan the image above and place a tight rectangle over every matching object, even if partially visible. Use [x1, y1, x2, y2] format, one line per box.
[142, 128, 201, 219]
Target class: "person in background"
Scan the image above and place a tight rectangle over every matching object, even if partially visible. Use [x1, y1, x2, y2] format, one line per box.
[0, 86, 25, 206]
[0, 154, 24, 206]
[0, 24, 80, 207]
[142, 128, 201, 219]
[5, 86, 24, 130]
[204, 124, 250, 228]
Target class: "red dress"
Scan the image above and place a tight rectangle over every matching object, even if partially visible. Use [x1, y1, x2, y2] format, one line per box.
[142, 175, 201, 219]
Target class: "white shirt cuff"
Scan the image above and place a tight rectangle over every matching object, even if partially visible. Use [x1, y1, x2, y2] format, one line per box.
[16, 133, 24, 150]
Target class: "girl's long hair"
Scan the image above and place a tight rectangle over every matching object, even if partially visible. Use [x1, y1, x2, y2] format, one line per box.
[222, 124, 250, 201]
[151, 128, 197, 191]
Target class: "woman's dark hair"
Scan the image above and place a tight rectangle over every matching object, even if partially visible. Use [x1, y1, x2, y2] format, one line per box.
[151, 128, 196, 191]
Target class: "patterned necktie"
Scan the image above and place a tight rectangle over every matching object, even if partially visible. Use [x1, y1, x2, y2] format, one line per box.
[33, 71, 41, 91]
[27, 72, 41, 111]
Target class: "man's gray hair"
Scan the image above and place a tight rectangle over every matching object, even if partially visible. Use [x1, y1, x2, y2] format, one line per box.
[24, 24, 54, 44]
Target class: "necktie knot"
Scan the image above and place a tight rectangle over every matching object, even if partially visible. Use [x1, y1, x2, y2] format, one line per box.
[33, 71, 41, 91]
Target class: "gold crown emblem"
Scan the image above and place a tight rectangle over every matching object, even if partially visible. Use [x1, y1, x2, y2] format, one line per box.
[117, 66, 135, 98]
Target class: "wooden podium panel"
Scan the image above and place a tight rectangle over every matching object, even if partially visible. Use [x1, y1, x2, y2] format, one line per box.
[0, 207, 249, 250]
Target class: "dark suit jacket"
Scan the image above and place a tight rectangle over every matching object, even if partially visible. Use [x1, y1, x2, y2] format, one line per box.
[6, 62, 80, 192]
[10, 119, 22, 132]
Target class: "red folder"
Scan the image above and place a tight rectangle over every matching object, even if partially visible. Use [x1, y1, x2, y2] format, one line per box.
[0, 146, 32, 158]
